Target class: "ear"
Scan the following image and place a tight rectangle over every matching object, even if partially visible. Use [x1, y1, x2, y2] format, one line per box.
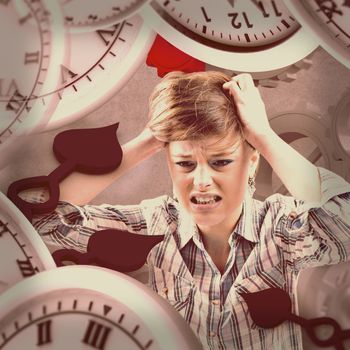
[249, 150, 260, 175]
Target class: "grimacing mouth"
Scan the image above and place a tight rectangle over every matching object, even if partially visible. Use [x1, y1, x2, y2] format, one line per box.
[190, 195, 222, 204]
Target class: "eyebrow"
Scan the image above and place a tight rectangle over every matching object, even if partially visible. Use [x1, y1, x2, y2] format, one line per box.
[171, 139, 243, 158]
[172, 151, 237, 158]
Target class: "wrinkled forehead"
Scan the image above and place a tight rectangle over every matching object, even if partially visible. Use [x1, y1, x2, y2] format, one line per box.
[168, 132, 243, 157]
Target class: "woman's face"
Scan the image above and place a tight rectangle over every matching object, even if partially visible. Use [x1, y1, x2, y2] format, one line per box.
[166, 132, 258, 235]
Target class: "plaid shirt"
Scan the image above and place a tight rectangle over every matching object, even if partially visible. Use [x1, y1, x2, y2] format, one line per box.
[32, 167, 350, 350]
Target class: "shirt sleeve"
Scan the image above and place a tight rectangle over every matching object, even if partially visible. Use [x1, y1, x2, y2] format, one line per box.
[274, 167, 350, 271]
[31, 198, 149, 253]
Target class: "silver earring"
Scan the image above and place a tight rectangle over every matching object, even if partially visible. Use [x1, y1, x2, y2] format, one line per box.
[248, 176, 256, 195]
[172, 188, 179, 202]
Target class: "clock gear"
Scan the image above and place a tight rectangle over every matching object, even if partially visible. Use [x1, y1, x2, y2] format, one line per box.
[254, 111, 347, 200]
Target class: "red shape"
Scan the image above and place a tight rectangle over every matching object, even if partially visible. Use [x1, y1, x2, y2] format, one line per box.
[52, 229, 165, 272]
[146, 35, 205, 77]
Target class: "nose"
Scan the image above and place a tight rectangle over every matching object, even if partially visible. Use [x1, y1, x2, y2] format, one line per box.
[193, 164, 213, 190]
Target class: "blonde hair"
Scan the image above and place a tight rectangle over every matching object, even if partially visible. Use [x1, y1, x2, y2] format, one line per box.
[147, 71, 244, 143]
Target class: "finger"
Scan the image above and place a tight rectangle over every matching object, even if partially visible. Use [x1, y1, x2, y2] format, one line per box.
[222, 80, 241, 96]
[240, 73, 255, 89]
[232, 73, 254, 90]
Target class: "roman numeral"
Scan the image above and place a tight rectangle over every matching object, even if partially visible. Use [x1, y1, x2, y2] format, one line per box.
[251, 0, 282, 17]
[82, 320, 111, 350]
[96, 24, 119, 46]
[37, 320, 52, 346]
[0, 221, 7, 237]
[60, 64, 78, 84]
[24, 51, 40, 64]
[201, 7, 211, 22]
[19, 12, 33, 25]
[271, 0, 282, 16]
[252, 0, 269, 17]
[0, 79, 19, 97]
[317, 0, 343, 19]
[6, 90, 27, 113]
[16, 259, 39, 277]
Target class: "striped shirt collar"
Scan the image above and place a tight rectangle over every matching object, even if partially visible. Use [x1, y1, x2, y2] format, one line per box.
[175, 192, 259, 250]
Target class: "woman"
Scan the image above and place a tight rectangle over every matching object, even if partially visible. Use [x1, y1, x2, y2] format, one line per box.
[32, 72, 350, 350]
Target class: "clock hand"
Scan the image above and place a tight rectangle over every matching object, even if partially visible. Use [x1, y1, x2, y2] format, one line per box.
[7, 123, 122, 221]
[289, 314, 346, 350]
[52, 229, 165, 272]
[241, 288, 350, 349]
[340, 329, 350, 343]
[343, 0, 350, 8]
[226, 0, 235, 7]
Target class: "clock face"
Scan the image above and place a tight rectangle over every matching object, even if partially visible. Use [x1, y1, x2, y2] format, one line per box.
[0, 266, 202, 349]
[0, 192, 56, 295]
[150, 0, 300, 49]
[141, 0, 318, 71]
[283, 0, 350, 69]
[10, 2, 155, 130]
[0, 291, 157, 349]
[0, 0, 64, 146]
[255, 112, 347, 200]
[62, 0, 151, 32]
[46, 15, 155, 130]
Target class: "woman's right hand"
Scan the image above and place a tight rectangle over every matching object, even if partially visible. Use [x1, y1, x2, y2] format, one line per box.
[139, 127, 166, 153]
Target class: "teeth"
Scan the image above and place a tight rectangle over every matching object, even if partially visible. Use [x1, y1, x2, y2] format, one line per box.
[193, 196, 219, 204]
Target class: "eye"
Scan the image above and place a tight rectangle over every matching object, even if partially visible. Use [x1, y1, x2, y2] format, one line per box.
[210, 159, 233, 167]
[175, 161, 196, 169]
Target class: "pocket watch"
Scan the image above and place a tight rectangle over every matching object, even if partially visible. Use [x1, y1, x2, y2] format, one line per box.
[0, 192, 56, 295]
[140, 0, 318, 71]
[283, 0, 350, 69]
[255, 111, 346, 200]
[0, 0, 64, 147]
[62, 0, 151, 32]
[0, 266, 202, 349]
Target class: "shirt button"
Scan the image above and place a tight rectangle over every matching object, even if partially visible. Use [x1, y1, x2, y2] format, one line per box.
[212, 299, 220, 305]
[162, 287, 168, 295]
[210, 332, 217, 337]
[288, 211, 298, 220]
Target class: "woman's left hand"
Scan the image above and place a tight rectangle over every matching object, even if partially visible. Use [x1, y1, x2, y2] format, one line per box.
[223, 73, 274, 150]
